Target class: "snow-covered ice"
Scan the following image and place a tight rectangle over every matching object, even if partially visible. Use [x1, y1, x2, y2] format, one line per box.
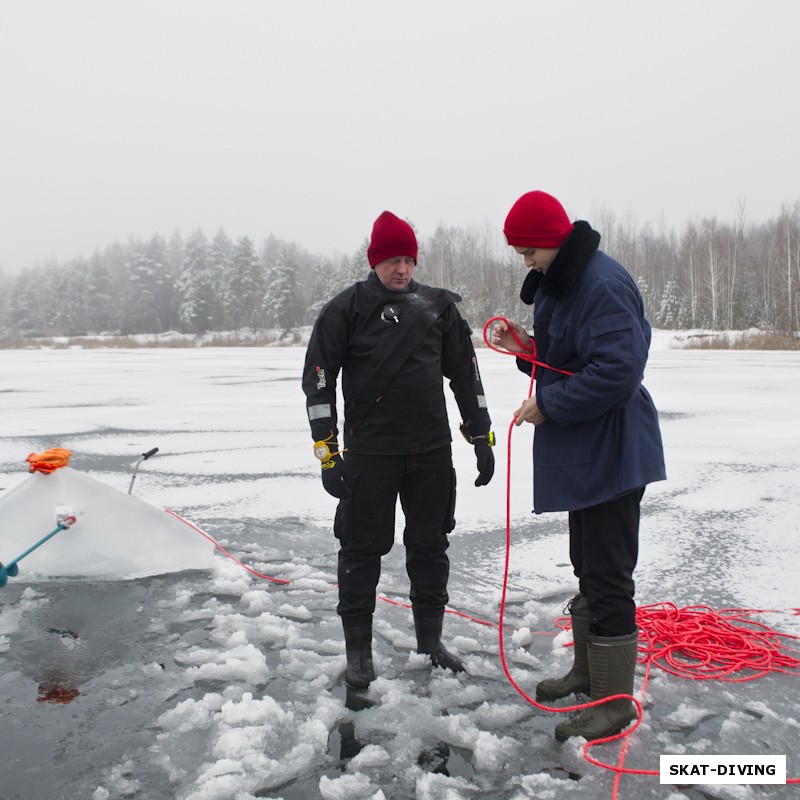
[0, 335, 798, 799]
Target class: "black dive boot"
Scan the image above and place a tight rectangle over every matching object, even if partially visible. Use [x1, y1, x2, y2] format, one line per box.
[536, 593, 590, 701]
[413, 609, 465, 673]
[342, 618, 376, 689]
[554, 629, 639, 742]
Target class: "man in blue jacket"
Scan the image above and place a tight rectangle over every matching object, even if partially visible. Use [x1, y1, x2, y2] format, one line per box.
[492, 190, 665, 742]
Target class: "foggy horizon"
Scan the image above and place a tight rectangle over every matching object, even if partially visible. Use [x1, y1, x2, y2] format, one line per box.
[2, 0, 799, 274]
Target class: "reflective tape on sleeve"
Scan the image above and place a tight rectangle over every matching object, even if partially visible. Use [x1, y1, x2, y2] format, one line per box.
[308, 404, 332, 421]
[477, 395, 487, 408]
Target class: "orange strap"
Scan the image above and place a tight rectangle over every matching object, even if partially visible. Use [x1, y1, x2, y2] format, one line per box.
[25, 448, 72, 474]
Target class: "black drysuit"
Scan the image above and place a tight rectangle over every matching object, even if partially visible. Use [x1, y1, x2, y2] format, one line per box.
[302, 271, 491, 619]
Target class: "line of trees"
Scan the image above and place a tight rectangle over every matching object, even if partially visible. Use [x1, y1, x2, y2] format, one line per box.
[1, 202, 798, 339]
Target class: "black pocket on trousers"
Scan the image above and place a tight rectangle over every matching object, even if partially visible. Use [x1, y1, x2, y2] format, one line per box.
[333, 473, 359, 544]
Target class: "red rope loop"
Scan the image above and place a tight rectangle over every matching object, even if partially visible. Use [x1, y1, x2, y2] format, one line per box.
[482, 316, 574, 376]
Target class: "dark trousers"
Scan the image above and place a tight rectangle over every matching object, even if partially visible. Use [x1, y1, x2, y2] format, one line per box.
[568, 487, 645, 636]
[334, 446, 456, 620]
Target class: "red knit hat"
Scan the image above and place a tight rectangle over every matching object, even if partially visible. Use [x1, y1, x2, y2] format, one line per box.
[367, 211, 418, 268]
[503, 191, 574, 248]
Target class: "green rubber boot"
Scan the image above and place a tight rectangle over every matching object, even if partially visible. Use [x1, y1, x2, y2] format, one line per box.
[554, 629, 639, 742]
[342, 619, 376, 689]
[413, 609, 465, 673]
[536, 593, 590, 701]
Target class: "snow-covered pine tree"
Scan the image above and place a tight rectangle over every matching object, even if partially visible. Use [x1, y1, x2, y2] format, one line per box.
[345, 238, 371, 285]
[8, 268, 46, 335]
[60, 258, 90, 335]
[262, 248, 300, 332]
[225, 235, 266, 331]
[85, 251, 119, 334]
[207, 229, 233, 330]
[177, 230, 217, 334]
[306, 257, 342, 324]
[125, 235, 174, 333]
[657, 277, 684, 329]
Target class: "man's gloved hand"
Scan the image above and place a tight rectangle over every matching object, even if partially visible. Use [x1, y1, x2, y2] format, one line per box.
[474, 439, 495, 487]
[321, 453, 356, 499]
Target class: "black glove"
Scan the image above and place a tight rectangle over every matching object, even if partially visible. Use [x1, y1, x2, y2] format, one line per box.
[321, 453, 356, 499]
[474, 439, 495, 487]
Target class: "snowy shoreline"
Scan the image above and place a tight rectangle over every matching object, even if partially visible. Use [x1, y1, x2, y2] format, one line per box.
[3, 327, 796, 354]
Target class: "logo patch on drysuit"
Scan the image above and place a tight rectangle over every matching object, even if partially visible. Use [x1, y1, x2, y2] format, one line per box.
[471, 356, 482, 383]
[316, 366, 327, 389]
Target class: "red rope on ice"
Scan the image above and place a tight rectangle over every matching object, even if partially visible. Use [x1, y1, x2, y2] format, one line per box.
[483, 315, 800, 793]
[169, 321, 800, 791]
[165, 509, 499, 626]
[638, 603, 800, 682]
[165, 509, 292, 584]
[497, 414, 646, 761]
[544, 605, 800, 684]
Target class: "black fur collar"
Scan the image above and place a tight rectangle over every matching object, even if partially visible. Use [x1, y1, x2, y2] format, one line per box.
[519, 221, 601, 305]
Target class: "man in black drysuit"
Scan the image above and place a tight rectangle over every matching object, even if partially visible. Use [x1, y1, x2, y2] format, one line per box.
[302, 210, 495, 689]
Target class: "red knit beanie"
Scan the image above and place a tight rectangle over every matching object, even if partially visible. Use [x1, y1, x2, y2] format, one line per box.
[503, 191, 574, 248]
[367, 211, 418, 268]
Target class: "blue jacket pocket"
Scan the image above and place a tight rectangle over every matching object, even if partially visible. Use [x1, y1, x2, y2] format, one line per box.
[589, 312, 632, 338]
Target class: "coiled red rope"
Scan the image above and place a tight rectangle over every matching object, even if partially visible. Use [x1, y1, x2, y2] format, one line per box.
[638, 602, 800, 682]
[25, 447, 72, 474]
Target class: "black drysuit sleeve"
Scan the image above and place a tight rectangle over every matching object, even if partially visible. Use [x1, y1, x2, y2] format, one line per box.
[441, 305, 492, 438]
[302, 301, 348, 443]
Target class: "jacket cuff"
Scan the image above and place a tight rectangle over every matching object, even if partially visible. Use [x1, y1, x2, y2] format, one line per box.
[459, 419, 491, 442]
[535, 388, 551, 423]
[310, 421, 338, 442]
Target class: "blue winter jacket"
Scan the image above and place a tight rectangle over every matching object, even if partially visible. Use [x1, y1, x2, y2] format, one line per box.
[517, 221, 666, 513]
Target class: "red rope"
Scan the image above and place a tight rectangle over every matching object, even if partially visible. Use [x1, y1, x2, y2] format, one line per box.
[483, 315, 800, 791]
[169, 324, 800, 789]
[165, 509, 499, 626]
[498, 414, 646, 748]
[482, 315, 574, 377]
[25, 447, 72, 474]
[638, 603, 800, 682]
[165, 509, 292, 585]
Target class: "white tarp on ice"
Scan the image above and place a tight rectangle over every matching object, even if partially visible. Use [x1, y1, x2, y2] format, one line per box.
[0, 467, 216, 580]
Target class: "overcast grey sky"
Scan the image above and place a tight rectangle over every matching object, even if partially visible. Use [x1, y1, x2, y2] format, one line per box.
[2, 0, 798, 272]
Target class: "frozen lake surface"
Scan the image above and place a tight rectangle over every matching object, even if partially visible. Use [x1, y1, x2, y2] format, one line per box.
[1, 337, 798, 800]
